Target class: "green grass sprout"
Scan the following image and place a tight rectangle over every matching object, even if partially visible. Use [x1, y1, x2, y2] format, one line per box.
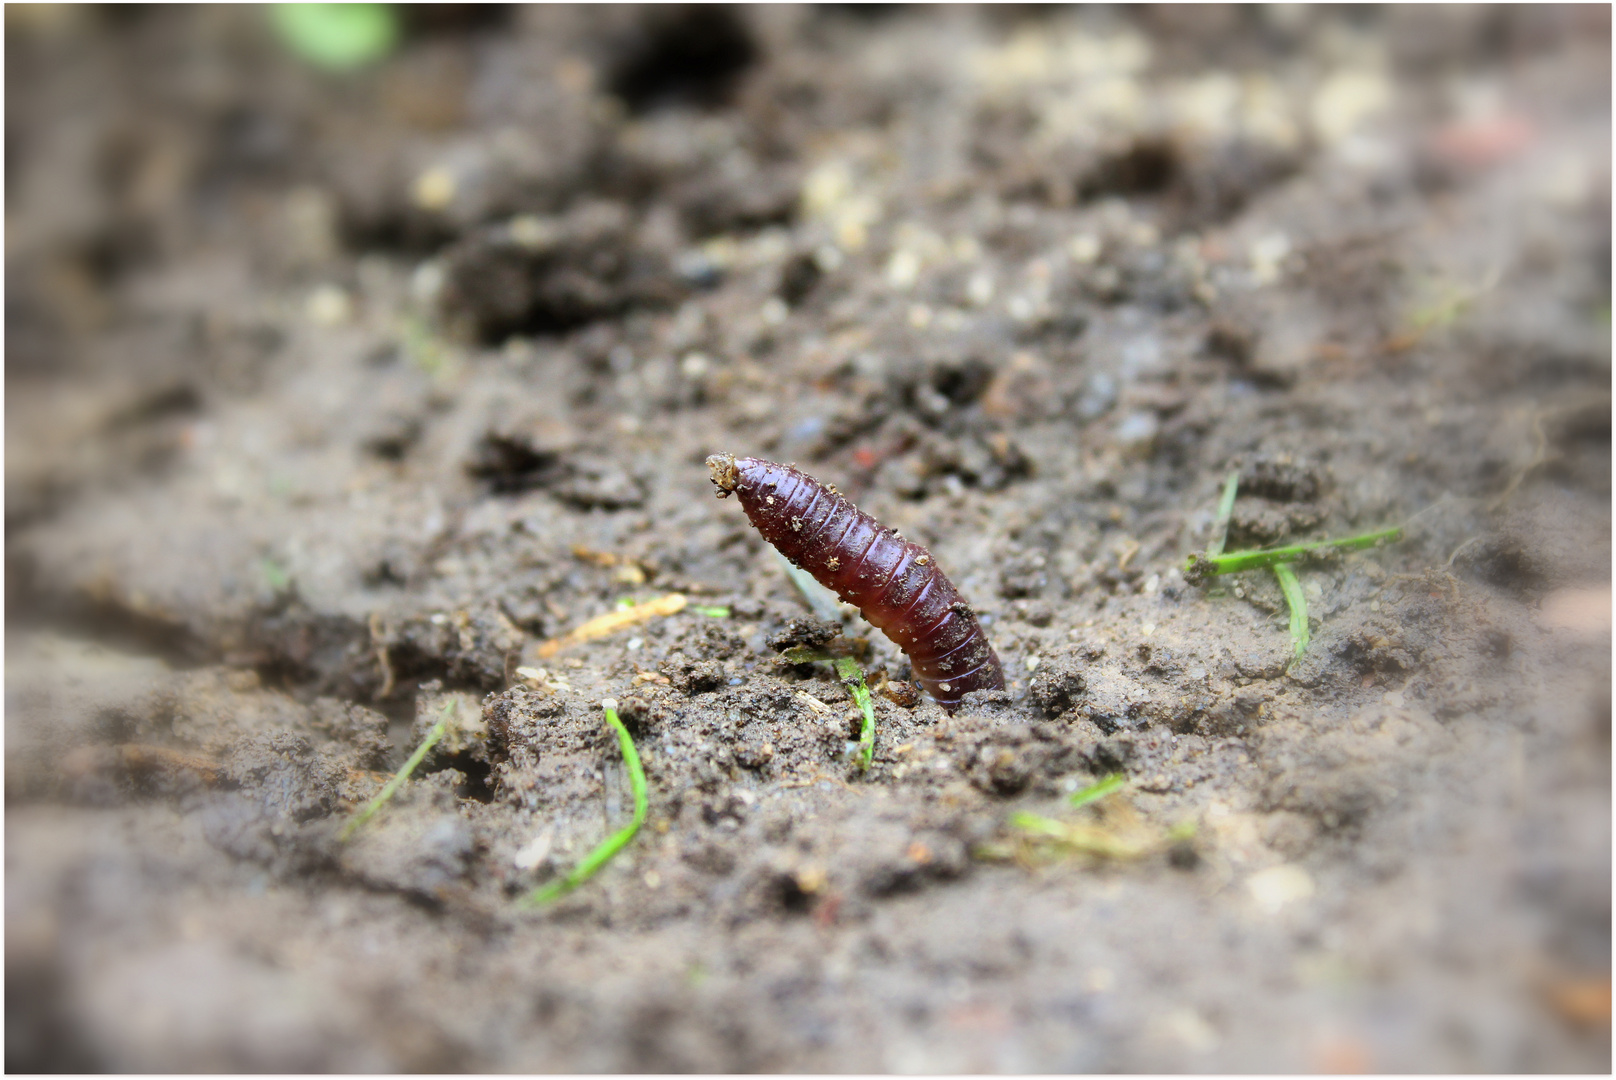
[781, 646, 876, 770]
[1272, 562, 1310, 659]
[525, 699, 647, 906]
[1006, 811, 1152, 860]
[689, 605, 731, 618]
[834, 657, 876, 770]
[260, 558, 291, 594]
[1207, 470, 1240, 558]
[1185, 476, 1400, 661]
[1184, 525, 1402, 583]
[271, 4, 400, 72]
[1069, 772, 1126, 808]
[340, 700, 454, 841]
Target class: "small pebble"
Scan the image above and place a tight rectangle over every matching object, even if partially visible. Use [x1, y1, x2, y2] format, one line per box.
[306, 284, 351, 326]
[412, 166, 456, 212]
[1247, 864, 1315, 913]
[1069, 233, 1102, 264]
[966, 270, 995, 306]
[886, 249, 922, 289]
[1114, 411, 1160, 454]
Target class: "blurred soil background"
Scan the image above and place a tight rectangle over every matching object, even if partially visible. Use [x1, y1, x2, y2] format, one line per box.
[5, 4, 1610, 1071]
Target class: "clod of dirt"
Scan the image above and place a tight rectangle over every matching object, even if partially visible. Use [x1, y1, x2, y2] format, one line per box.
[614, 694, 671, 735]
[765, 616, 842, 652]
[1239, 457, 1326, 503]
[603, 6, 759, 113]
[309, 698, 392, 771]
[1028, 648, 1088, 718]
[384, 606, 526, 691]
[340, 794, 478, 902]
[1228, 496, 1326, 548]
[441, 201, 684, 343]
[776, 250, 822, 305]
[223, 732, 347, 823]
[467, 424, 648, 509]
[944, 717, 1086, 796]
[661, 654, 728, 695]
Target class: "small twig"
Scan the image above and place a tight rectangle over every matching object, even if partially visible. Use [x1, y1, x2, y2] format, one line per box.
[368, 612, 395, 699]
[1206, 470, 1240, 558]
[537, 593, 688, 658]
[524, 699, 647, 906]
[1184, 526, 1403, 582]
[1487, 407, 1556, 512]
[1272, 562, 1310, 660]
[339, 700, 454, 841]
[1445, 534, 1483, 568]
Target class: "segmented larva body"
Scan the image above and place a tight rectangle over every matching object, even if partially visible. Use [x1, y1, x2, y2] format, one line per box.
[708, 453, 1004, 711]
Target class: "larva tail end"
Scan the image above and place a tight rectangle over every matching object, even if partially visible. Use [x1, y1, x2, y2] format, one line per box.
[706, 453, 740, 498]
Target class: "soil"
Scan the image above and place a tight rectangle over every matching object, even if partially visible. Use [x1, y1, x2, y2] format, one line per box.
[6, 6, 1610, 1072]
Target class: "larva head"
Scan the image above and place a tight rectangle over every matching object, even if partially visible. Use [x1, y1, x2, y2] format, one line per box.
[706, 453, 740, 498]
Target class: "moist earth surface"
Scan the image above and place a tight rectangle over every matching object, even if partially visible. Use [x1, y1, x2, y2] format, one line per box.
[6, 6, 1610, 1072]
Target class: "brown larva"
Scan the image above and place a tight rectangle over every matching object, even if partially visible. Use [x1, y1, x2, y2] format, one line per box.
[708, 453, 1005, 711]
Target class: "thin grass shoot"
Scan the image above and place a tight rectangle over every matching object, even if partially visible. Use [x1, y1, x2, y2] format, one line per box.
[1272, 562, 1310, 659]
[524, 699, 648, 906]
[1069, 772, 1127, 808]
[339, 699, 454, 841]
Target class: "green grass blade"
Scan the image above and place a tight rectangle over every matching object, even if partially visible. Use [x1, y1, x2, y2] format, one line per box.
[1273, 562, 1310, 659]
[1206, 470, 1240, 558]
[270, 4, 400, 72]
[1069, 772, 1126, 808]
[340, 700, 454, 841]
[1007, 811, 1151, 859]
[1186, 525, 1403, 579]
[525, 700, 648, 906]
[834, 657, 876, 770]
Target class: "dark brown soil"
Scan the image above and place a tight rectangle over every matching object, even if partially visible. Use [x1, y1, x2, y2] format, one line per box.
[7, 5, 1610, 1072]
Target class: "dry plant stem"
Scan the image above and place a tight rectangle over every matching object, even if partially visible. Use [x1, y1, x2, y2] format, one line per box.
[525, 701, 647, 906]
[340, 700, 454, 841]
[538, 593, 687, 658]
[1272, 562, 1310, 659]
